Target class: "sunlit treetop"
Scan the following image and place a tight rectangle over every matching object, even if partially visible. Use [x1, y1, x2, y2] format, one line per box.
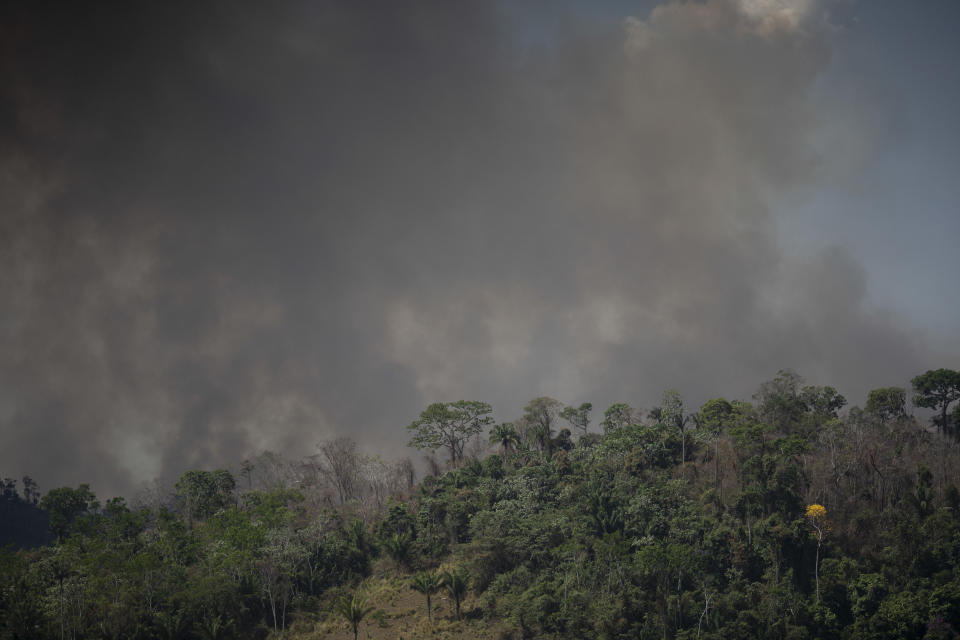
[806, 504, 827, 520]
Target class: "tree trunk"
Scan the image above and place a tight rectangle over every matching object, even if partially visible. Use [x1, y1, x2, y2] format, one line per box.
[714, 440, 719, 493]
[814, 538, 821, 602]
[59, 578, 65, 640]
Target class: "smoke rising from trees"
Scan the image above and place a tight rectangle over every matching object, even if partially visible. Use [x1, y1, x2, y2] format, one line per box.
[0, 0, 954, 497]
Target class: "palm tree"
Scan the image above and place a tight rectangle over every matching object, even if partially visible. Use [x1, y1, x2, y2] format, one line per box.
[383, 531, 412, 568]
[337, 592, 374, 640]
[440, 567, 469, 621]
[410, 571, 443, 621]
[488, 423, 520, 454]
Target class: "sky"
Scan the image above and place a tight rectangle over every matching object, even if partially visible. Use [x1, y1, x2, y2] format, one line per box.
[1, 0, 958, 499]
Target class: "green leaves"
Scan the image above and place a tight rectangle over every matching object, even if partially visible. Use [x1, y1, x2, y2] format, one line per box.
[600, 403, 636, 433]
[440, 567, 470, 620]
[865, 387, 907, 423]
[912, 369, 960, 435]
[407, 400, 494, 465]
[39, 484, 99, 541]
[337, 591, 374, 640]
[174, 469, 236, 523]
[410, 570, 442, 620]
[383, 531, 412, 567]
[489, 422, 521, 453]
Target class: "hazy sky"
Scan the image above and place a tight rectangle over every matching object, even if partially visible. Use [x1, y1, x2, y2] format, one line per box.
[2, 0, 958, 498]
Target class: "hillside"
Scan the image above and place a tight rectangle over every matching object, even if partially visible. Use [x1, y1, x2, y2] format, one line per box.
[3, 369, 960, 639]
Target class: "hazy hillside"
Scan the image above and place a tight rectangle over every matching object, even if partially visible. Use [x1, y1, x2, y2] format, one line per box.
[3, 369, 960, 639]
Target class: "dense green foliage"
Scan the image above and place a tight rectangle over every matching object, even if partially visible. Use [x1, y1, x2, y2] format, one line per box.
[3, 368, 960, 639]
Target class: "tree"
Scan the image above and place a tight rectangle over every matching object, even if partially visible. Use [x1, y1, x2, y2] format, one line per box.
[317, 437, 361, 504]
[865, 387, 907, 424]
[698, 398, 735, 496]
[522, 397, 563, 456]
[1, 478, 17, 499]
[559, 402, 593, 438]
[805, 503, 827, 602]
[489, 422, 520, 455]
[662, 390, 693, 463]
[383, 532, 412, 568]
[407, 401, 494, 466]
[799, 384, 847, 438]
[754, 369, 806, 433]
[600, 403, 636, 433]
[912, 369, 960, 437]
[441, 567, 470, 621]
[174, 470, 235, 524]
[337, 591, 374, 640]
[410, 571, 443, 621]
[259, 526, 307, 632]
[21, 476, 39, 505]
[40, 485, 99, 542]
[48, 551, 72, 640]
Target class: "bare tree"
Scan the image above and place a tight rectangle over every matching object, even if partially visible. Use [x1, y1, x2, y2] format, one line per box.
[397, 457, 416, 490]
[362, 455, 407, 511]
[317, 437, 361, 505]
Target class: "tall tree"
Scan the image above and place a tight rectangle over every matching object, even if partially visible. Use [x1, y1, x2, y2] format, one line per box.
[661, 390, 693, 463]
[698, 398, 735, 496]
[912, 368, 960, 437]
[559, 402, 593, 438]
[601, 402, 636, 433]
[337, 592, 374, 640]
[754, 369, 806, 433]
[865, 386, 907, 424]
[174, 470, 235, 524]
[410, 571, 443, 621]
[522, 397, 563, 456]
[441, 567, 470, 621]
[408, 401, 494, 466]
[805, 504, 827, 603]
[317, 437, 360, 504]
[488, 422, 520, 455]
[21, 476, 39, 504]
[799, 384, 847, 438]
[40, 485, 99, 542]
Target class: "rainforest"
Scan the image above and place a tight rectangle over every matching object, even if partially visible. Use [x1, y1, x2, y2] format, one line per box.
[3, 368, 960, 640]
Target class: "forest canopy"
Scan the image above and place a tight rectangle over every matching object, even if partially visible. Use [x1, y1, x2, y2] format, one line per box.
[2, 368, 960, 639]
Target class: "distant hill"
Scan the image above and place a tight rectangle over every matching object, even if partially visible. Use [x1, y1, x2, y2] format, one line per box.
[0, 496, 52, 548]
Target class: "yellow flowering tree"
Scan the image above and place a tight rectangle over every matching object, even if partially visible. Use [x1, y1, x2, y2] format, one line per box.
[806, 504, 827, 602]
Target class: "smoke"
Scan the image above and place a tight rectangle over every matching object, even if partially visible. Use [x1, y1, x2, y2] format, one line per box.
[0, 0, 940, 497]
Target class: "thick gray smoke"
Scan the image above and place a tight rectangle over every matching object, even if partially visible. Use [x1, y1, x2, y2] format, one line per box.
[0, 0, 944, 497]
